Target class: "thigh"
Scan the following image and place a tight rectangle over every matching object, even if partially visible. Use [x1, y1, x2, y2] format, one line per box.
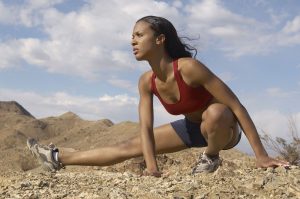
[123, 123, 187, 156]
[153, 123, 188, 154]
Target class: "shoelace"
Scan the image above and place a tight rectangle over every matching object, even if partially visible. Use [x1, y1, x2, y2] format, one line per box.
[199, 156, 212, 164]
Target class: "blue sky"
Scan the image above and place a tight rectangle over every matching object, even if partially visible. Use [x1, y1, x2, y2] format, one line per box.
[0, 0, 300, 154]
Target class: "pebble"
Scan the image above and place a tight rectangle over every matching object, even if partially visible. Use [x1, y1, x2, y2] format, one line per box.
[1, 153, 299, 199]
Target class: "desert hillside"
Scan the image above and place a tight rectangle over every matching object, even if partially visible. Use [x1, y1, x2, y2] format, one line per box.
[0, 101, 299, 199]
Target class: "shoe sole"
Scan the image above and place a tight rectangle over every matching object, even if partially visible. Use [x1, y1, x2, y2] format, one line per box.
[26, 138, 56, 172]
[27, 138, 38, 157]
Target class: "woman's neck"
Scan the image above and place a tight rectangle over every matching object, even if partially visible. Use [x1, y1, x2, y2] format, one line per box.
[148, 55, 173, 82]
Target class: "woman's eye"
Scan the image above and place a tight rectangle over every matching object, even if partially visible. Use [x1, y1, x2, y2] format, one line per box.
[132, 32, 143, 39]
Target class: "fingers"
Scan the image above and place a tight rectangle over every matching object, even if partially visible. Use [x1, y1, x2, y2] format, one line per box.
[256, 157, 291, 168]
[273, 159, 290, 167]
[142, 170, 162, 178]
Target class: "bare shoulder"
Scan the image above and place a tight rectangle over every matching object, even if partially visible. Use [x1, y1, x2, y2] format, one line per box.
[178, 57, 206, 72]
[178, 57, 210, 85]
[138, 70, 153, 92]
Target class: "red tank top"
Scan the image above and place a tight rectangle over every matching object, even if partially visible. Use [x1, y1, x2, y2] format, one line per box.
[151, 59, 213, 115]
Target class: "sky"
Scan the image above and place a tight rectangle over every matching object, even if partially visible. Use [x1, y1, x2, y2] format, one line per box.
[0, 0, 300, 155]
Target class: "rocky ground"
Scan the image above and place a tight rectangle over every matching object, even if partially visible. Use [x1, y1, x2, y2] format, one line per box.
[1, 149, 299, 199]
[0, 101, 299, 199]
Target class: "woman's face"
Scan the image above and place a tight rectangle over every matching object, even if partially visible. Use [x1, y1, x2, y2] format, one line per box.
[131, 21, 158, 61]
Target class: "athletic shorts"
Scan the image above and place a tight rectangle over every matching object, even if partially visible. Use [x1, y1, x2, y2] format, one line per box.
[170, 118, 242, 148]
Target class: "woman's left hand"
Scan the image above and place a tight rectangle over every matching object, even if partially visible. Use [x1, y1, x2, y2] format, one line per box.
[256, 155, 290, 168]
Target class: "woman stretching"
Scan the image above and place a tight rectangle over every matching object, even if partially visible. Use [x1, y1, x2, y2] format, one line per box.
[27, 16, 289, 177]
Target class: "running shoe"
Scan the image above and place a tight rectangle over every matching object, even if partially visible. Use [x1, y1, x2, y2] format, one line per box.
[27, 138, 63, 172]
[192, 152, 222, 174]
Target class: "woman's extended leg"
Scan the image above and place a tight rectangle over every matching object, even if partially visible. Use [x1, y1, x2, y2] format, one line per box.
[59, 123, 187, 166]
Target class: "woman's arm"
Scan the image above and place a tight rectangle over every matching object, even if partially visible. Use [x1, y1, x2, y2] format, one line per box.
[138, 71, 160, 174]
[181, 58, 289, 167]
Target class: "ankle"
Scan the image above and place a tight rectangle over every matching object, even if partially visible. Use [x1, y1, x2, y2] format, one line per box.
[204, 151, 219, 159]
[52, 148, 60, 163]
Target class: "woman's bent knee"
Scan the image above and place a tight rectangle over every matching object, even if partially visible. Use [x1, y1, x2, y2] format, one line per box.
[201, 103, 236, 137]
[203, 103, 234, 125]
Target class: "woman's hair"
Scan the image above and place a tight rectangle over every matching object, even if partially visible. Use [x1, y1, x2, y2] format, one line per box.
[136, 16, 197, 59]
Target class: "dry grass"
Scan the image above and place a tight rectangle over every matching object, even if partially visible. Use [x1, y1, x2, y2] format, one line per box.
[260, 116, 300, 165]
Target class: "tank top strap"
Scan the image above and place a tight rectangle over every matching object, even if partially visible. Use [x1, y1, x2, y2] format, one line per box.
[173, 59, 179, 77]
[173, 59, 184, 88]
[150, 72, 157, 94]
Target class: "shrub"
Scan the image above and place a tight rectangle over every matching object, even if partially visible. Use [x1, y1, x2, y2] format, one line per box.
[260, 117, 300, 166]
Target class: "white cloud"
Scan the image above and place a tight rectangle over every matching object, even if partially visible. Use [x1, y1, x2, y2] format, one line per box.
[283, 16, 300, 34]
[108, 78, 137, 93]
[0, 87, 182, 126]
[0, 1, 16, 24]
[239, 86, 300, 116]
[184, 0, 275, 57]
[98, 94, 138, 107]
[1, 0, 300, 77]
[0, 0, 183, 79]
[0, 87, 166, 124]
[275, 15, 300, 46]
[209, 25, 241, 38]
[266, 87, 287, 97]
[172, 0, 183, 8]
[186, 0, 256, 25]
[238, 108, 300, 155]
[0, 88, 178, 125]
[266, 87, 299, 98]
[0, 87, 139, 122]
[182, 0, 300, 57]
[252, 109, 300, 140]
[0, 0, 65, 26]
[0, 40, 22, 69]
[112, 50, 135, 69]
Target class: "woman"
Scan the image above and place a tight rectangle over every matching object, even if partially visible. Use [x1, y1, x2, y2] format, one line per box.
[27, 16, 289, 177]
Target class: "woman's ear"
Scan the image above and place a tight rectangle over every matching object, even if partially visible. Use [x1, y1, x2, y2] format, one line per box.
[156, 34, 165, 45]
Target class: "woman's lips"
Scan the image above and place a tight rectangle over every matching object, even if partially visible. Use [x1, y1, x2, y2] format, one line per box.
[133, 48, 138, 55]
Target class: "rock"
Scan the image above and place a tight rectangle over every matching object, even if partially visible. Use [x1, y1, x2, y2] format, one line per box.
[38, 180, 49, 188]
[20, 181, 32, 189]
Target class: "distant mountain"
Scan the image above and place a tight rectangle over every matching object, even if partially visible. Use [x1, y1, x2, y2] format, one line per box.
[0, 101, 34, 118]
[0, 101, 132, 173]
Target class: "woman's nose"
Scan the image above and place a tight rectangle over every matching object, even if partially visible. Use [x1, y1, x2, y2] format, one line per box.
[131, 38, 137, 46]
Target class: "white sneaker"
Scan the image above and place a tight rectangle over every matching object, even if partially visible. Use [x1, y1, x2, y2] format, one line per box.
[192, 152, 222, 174]
[27, 138, 64, 172]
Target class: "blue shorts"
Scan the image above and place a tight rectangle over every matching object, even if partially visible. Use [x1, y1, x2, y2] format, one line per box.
[171, 118, 241, 148]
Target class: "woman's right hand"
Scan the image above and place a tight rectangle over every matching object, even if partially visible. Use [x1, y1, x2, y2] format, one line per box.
[142, 169, 162, 177]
